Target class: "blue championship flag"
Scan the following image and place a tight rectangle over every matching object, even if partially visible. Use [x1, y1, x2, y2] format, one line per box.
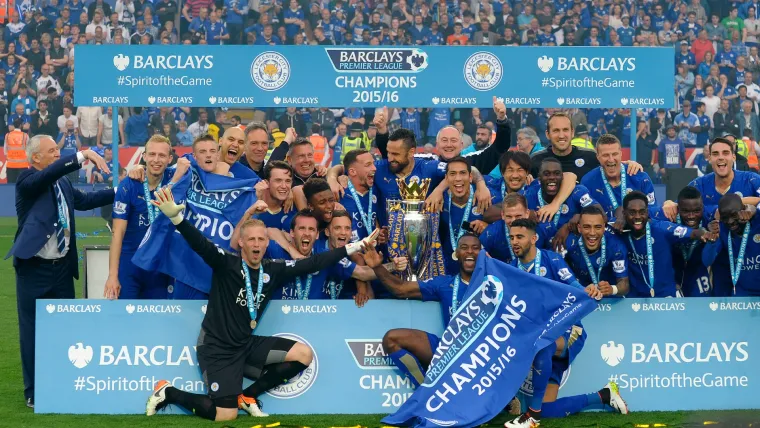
[383, 252, 597, 427]
[132, 156, 259, 293]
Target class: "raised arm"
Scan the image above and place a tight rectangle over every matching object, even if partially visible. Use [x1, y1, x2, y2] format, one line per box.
[154, 187, 228, 270]
[360, 243, 421, 299]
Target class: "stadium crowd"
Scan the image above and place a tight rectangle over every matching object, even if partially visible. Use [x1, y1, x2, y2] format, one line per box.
[7, 0, 760, 426]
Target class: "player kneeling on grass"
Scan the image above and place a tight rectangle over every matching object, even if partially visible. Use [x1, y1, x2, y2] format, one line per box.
[145, 187, 380, 421]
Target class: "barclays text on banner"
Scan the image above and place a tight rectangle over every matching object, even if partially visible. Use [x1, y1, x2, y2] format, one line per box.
[74, 46, 675, 108]
[36, 298, 758, 415]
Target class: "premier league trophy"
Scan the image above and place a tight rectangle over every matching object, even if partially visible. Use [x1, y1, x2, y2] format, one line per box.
[387, 178, 444, 281]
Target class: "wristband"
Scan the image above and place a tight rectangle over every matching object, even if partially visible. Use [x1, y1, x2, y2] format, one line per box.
[611, 285, 619, 296]
[167, 181, 176, 187]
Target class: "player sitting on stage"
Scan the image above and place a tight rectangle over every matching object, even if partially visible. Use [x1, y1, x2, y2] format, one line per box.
[361, 233, 481, 387]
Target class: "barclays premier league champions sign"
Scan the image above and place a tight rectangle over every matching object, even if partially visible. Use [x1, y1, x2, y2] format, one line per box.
[75, 46, 675, 108]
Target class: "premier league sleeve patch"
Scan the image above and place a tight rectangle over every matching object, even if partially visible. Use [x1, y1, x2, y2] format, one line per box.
[580, 194, 593, 207]
[674, 226, 688, 238]
[558, 267, 572, 281]
[613, 259, 626, 273]
[113, 201, 127, 215]
[647, 192, 656, 205]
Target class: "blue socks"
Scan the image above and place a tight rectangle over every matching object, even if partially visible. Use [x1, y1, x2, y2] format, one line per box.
[543, 392, 609, 417]
[389, 349, 426, 387]
[528, 342, 556, 412]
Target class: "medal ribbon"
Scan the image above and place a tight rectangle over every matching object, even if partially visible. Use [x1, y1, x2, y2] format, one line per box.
[295, 274, 313, 300]
[600, 165, 626, 211]
[328, 279, 344, 300]
[518, 249, 542, 275]
[627, 223, 656, 297]
[143, 180, 157, 224]
[242, 261, 264, 329]
[728, 222, 751, 287]
[537, 190, 560, 227]
[347, 180, 374, 236]
[451, 275, 462, 314]
[447, 186, 474, 253]
[579, 235, 606, 286]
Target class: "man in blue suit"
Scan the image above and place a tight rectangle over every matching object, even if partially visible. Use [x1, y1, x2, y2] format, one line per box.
[5, 135, 113, 408]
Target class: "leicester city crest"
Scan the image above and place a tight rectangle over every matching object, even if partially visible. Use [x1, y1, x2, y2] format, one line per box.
[463, 52, 503, 91]
[250, 51, 291, 91]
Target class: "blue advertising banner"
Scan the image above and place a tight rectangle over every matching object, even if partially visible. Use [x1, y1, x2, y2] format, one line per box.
[35, 298, 759, 415]
[74, 46, 675, 109]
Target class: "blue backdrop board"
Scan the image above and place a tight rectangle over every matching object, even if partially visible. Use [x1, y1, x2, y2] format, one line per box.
[36, 298, 759, 415]
[74, 46, 675, 108]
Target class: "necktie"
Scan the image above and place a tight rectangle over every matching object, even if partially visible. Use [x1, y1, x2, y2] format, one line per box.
[55, 183, 67, 254]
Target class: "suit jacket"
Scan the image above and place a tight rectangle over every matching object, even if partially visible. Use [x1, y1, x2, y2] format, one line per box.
[5, 154, 115, 279]
[472, 31, 500, 45]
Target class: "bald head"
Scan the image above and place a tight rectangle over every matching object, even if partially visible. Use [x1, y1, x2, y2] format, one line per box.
[436, 126, 463, 161]
[221, 127, 245, 165]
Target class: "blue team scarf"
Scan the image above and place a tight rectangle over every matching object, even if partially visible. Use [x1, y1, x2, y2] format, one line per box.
[132, 155, 260, 293]
[383, 253, 596, 427]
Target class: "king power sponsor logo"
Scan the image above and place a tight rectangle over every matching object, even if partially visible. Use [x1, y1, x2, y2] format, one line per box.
[600, 341, 749, 367]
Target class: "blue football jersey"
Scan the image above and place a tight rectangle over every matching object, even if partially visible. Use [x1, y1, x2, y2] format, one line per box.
[257, 206, 296, 232]
[524, 184, 597, 232]
[510, 248, 580, 287]
[113, 175, 171, 254]
[703, 215, 760, 297]
[339, 186, 379, 242]
[581, 167, 656, 220]
[564, 231, 628, 290]
[622, 220, 694, 298]
[440, 190, 489, 275]
[418, 274, 469, 326]
[480, 219, 552, 264]
[373, 158, 446, 226]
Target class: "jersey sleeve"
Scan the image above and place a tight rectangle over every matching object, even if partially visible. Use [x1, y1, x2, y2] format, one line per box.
[265, 240, 289, 259]
[573, 184, 597, 209]
[330, 256, 357, 280]
[551, 255, 580, 286]
[746, 172, 760, 197]
[426, 160, 447, 181]
[112, 179, 132, 220]
[658, 220, 695, 245]
[610, 236, 629, 280]
[479, 224, 497, 253]
[418, 276, 443, 302]
[640, 173, 656, 205]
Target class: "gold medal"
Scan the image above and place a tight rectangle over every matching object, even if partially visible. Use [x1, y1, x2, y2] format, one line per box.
[250, 320, 257, 330]
[452, 252, 458, 261]
[650, 289, 655, 298]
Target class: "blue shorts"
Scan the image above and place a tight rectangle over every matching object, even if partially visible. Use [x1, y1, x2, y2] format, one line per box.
[118, 257, 171, 299]
[171, 280, 209, 300]
[426, 332, 440, 354]
[549, 325, 587, 385]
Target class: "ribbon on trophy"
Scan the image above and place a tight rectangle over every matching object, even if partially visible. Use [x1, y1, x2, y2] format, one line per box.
[386, 178, 445, 282]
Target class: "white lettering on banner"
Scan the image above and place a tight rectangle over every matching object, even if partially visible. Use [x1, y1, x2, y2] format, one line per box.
[186, 175, 241, 210]
[360, 375, 411, 390]
[639, 302, 686, 312]
[277, 97, 319, 105]
[715, 301, 760, 311]
[154, 97, 193, 104]
[556, 57, 636, 72]
[190, 212, 234, 241]
[335, 76, 417, 89]
[595, 303, 612, 312]
[75, 376, 206, 395]
[339, 51, 404, 64]
[629, 342, 749, 364]
[500, 97, 541, 105]
[93, 97, 128, 103]
[291, 305, 338, 314]
[56, 304, 102, 313]
[135, 305, 182, 314]
[132, 55, 214, 69]
[99, 345, 198, 366]
[614, 372, 750, 392]
[425, 288, 526, 411]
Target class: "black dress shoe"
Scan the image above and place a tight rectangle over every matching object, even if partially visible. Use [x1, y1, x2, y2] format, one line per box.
[26, 398, 34, 408]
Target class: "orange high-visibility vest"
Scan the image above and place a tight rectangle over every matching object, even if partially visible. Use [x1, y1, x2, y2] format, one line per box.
[5, 129, 28, 169]
[0, 0, 14, 25]
[743, 137, 760, 170]
[310, 135, 328, 165]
